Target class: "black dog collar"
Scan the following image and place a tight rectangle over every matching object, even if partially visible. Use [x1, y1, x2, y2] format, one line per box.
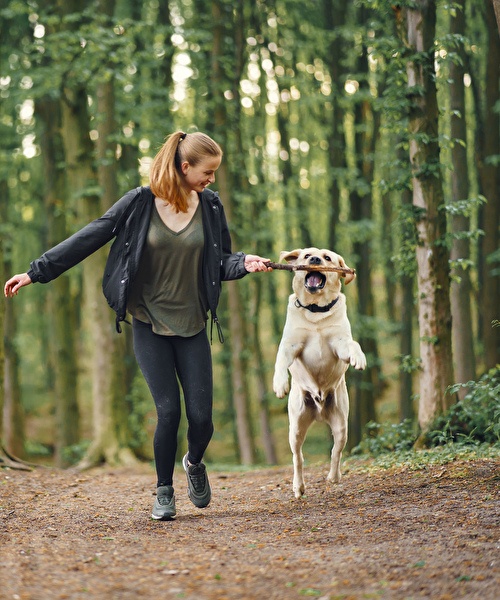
[294, 297, 339, 313]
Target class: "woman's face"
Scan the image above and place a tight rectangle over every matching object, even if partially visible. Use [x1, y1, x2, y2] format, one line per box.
[181, 155, 221, 193]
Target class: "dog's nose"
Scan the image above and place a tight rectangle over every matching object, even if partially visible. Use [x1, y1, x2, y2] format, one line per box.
[309, 256, 322, 265]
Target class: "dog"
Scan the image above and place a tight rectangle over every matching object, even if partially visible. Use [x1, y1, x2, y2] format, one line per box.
[272, 248, 366, 498]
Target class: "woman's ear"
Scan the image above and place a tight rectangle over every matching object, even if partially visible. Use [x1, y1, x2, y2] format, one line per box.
[180, 161, 190, 175]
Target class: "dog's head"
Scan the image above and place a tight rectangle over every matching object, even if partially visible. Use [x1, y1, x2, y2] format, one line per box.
[280, 248, 355, 303]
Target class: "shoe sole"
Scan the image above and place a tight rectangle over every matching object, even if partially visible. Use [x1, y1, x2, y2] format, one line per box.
[151, 513, 176, 521]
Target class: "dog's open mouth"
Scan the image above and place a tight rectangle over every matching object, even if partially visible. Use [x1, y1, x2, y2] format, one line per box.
[305, 272, 326, 292]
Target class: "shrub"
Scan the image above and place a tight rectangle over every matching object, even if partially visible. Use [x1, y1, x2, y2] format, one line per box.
[350, 419, 416, 456]
[351, 366, 500, 457]
[425, 366, 500, 446]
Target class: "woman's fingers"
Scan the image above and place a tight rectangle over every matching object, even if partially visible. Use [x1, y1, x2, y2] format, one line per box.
[4, 273, 32, 297]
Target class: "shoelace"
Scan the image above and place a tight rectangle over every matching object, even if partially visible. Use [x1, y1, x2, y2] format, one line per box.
[188, 465, 207, 493]
[158, 495, 173, 505]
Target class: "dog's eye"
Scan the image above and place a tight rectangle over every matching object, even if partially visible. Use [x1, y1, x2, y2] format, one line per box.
[324, 255, 332, 262]
[304, 254, 310, 259]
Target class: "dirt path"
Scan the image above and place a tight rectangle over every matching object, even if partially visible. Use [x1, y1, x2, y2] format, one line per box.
[1, 458, 499, 599]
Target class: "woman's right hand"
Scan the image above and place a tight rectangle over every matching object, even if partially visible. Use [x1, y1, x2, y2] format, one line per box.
[4, 273, 32, 297]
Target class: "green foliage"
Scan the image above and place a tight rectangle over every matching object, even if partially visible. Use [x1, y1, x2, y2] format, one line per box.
[126, 372, 151, 452]
[426, 367, 500, 446]
[351, 419, 416, 457]
[352, 367, 500, 460]
[486, 248, 500, 277]
[397, 354, 422, 374]
[24, 440, 52, 457]
[61, 440, 91, 465]
[444, 194, 486, 217]
[346, 442, 500, 473]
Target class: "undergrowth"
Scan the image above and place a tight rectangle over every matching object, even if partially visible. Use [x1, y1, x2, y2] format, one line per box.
[347, 366, 500, 471]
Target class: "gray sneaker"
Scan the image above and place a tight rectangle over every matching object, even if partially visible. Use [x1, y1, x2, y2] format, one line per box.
[151, 485, 176, 520]
[182, 453, 211, 508]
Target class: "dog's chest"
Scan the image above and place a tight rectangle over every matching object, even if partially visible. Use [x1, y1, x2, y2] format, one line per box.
[301, 333, 332, 366]
[291, 331, 347, 387]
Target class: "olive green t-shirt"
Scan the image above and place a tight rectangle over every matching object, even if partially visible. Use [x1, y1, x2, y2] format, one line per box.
[127, 202, 207, 336]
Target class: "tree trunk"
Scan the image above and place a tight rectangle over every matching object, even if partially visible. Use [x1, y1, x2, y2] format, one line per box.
[79, 0, 137, 469]
[36, 95, 80, 467]
[477, 1, 500, 369]
[1, 178, 25, 460]
[449, 0, 476, 396]
[492, 0, 500, 33]
[404, 1, 455, 434]
[252, 278, 277, 464]
[1, 180, 30, 470]
[58, 81, 116, 468]
[348, 44, 382, 447]
[380, 191, 397, 321]
[399, 184, 415, 422]
[323, 0, 348, 252]
[211, 0, 255, 464]
[3, 299, 24, 459]
[276, 109, 301, 250]
[56, 0, 135, 468]
[233, 0, 277, 464]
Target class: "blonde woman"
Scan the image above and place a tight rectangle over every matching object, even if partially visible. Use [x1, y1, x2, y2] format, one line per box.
[4, 131, 271, 520]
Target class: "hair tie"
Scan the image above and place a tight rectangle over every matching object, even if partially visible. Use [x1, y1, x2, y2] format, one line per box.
[179, 132, 187, 141]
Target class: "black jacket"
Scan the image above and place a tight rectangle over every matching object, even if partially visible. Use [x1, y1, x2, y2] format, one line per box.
[28, 186, 248, 340]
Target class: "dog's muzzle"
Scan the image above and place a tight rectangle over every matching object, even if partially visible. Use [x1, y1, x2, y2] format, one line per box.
[305, 272, 326, 293]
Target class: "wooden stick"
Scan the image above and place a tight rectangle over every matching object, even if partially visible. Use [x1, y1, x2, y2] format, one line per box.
[264, 261, 355, 276]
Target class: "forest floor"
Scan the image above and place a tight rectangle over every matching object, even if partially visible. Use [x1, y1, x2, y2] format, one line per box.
[1, 456, 499, 600]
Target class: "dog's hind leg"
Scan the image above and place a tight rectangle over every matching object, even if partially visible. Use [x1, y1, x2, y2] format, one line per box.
[326, 382, 349, 484]
[288, 392, 315, 498]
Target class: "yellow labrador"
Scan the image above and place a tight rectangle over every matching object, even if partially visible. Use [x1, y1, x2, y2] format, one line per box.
[273, 248, 366, 498]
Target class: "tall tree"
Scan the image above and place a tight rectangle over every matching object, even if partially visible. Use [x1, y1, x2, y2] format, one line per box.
[348, 39, 382, 446]
[476, 0, 500, 369]
[210, 0, 256, 464]
[323, 0, 348, 252]
[403, 0, 455, 434]
[78, 0, 138, 468]
[0, 190, 25, 458]
[233, 1, 277, 463]
[1, 183, 25, 461]
[36, 94, 79, 467]
[1, 175, 29, 470]
[448, 0, 476, 396]
[398, 185, 416, 422]
[0, 183, 16, 468]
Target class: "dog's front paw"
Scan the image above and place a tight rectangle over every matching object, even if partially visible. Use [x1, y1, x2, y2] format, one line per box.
[350, 349, 366, 370]
[273, 372, 290, 398]
[348, 342, 366, 370]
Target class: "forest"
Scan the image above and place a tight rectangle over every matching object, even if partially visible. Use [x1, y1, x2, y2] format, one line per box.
[1, 0, 499, 471]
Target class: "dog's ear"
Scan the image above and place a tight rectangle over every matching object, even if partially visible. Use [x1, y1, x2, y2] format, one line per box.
[339, 256, 356, 285]
[279, 249, 301, 264]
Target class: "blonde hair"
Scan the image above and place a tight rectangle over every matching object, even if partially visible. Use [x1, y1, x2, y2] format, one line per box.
[149, 131, 223, 213]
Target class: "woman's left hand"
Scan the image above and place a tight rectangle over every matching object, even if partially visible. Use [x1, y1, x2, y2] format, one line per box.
[244, 254, 273, 273]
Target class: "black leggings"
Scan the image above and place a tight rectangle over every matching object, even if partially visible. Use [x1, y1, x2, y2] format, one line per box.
[132, 319, 214, 487]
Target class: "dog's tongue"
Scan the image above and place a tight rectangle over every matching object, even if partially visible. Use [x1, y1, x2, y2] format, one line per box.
[307, 274, 323, 288]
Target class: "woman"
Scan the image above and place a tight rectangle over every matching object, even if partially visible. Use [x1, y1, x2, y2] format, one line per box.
[4, 130, 271, 521]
